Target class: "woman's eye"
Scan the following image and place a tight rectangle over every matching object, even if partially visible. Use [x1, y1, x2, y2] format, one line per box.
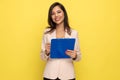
[57, 11, 61, 13]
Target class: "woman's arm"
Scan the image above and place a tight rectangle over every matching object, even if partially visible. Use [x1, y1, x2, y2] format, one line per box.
[40, 33, 50, 61]
[66, 31, 82, 61]
[73, 31, 82, 61]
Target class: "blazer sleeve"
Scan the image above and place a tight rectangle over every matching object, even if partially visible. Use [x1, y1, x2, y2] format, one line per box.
[73, 31, 82, 61]
[40, 32, 50, 61]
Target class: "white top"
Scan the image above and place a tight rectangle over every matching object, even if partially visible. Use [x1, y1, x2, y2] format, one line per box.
[40, 29, 81, 80]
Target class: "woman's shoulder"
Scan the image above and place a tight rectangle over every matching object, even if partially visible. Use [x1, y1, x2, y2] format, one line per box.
[71, 29, 78, 34]
[70, 29, 79, 37]
[43, 28, 50, 33]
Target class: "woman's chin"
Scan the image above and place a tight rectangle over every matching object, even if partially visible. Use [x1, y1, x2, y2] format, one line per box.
[55, 21, 63, 25]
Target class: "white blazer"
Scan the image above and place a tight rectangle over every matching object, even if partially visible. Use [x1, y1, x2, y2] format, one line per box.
[40, 29, 81, 80]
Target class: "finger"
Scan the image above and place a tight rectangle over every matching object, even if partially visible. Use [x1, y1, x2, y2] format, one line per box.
[73, 50, 77, 52]
[66, 49, 73, 52]
[46, 43, 50, 45]
[46, 43, 50, 47]
[66, 53, 71, 56]
[45, 46, 50, 50]
[65, 51, 71, 56]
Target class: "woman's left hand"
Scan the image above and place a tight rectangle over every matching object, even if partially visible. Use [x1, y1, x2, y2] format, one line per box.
[65, 50, 77, 59]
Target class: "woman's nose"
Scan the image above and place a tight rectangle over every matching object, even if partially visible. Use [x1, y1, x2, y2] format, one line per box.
[55, 13, 58, 17]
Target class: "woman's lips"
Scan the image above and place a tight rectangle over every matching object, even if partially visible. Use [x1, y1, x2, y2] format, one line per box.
[55, 18, 60, 21]
[55, 17, 61, 21]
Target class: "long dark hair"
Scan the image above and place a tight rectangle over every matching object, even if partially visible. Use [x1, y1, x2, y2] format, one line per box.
[45, 2, 71, 35]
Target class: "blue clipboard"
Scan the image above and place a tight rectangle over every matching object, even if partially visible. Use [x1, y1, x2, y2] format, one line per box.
[50, 38, 75, 58]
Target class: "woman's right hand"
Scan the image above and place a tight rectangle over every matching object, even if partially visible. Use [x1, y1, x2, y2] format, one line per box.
[45, 43, 51, 56]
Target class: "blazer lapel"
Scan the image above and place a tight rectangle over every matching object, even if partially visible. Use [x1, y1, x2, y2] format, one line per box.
[65, 30, 71, 38]
[50, 30, 56, 39]
[50, 29, 72, 38]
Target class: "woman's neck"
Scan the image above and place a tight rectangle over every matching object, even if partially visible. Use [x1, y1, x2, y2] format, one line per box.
[56, 23, 65, 38]
[56, 22, 64, 32]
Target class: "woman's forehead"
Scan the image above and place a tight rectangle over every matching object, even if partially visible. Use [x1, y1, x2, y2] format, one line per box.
[52, 6, 62, 12]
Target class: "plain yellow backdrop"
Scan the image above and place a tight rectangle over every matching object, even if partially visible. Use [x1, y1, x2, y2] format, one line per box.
[0, 0, 120, 80]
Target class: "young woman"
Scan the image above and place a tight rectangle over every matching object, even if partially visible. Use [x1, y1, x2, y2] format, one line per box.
[41, 2, 82, 80]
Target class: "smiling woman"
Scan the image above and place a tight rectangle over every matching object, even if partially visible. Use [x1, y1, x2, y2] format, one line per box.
[0, 0, 119, 80]
[51, 6, 65, 25]
[40, 2, 82, 80]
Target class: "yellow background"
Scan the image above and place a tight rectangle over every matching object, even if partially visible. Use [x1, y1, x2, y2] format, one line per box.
[0, 0, 120, 80]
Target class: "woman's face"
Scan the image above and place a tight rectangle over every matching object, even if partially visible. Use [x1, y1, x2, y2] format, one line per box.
[51, 6, 64, 25]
